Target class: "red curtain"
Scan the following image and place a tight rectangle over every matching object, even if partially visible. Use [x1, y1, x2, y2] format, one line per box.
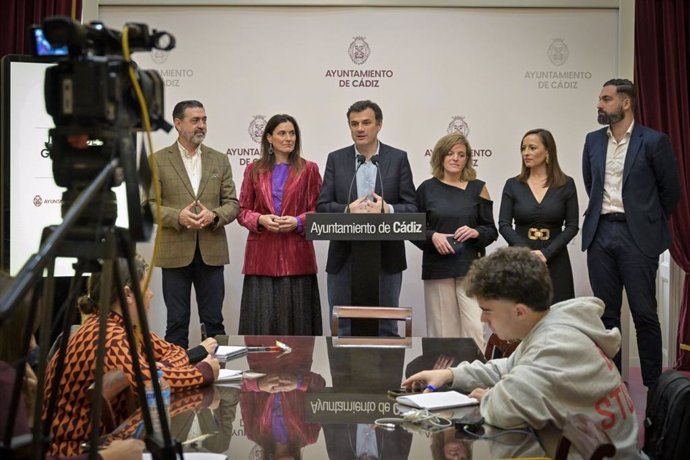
[634, 0, 690, 370]
[0, 0, 82, 58]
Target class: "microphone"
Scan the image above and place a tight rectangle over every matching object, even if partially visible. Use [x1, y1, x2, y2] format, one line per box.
[345, 154, 366, 213]
[370, 154, 386, 213]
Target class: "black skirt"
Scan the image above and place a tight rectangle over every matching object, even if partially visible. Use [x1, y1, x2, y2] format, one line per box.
[238, 275, 322, 335]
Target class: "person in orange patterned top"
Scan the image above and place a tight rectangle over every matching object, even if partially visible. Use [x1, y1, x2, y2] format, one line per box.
[43, 255, 220, 457]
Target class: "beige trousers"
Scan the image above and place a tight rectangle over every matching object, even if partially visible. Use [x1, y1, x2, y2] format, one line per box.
[423, 277, 485, 350]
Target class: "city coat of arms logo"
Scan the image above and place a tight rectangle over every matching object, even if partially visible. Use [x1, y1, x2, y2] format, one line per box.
[248, 115, 268, 144]
[547, 39, 569, 67]
[447, 116, 470, 137]
[348, 36, 371, 65]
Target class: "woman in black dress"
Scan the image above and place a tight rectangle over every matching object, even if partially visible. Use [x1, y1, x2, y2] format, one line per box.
[415, 133, 498, 345]
[498, 128, 579, 303]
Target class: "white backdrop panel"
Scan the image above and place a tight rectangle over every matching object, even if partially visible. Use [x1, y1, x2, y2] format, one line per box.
[100, 5, 617, 341]
[7, 61, 129, 276]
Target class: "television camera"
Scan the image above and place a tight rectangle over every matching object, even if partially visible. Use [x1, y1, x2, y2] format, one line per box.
[32, 16, 175, 239]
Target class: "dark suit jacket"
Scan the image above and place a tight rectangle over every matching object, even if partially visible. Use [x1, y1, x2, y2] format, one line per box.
[323, 423, 412, 460]
[581, 123, 680, 257]
[151, 143, 239, 268]
[316, 143, 417, 274]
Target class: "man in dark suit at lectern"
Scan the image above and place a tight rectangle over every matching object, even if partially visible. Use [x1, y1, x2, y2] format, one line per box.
[316, 100, 417, 336]
[582, 79, 680, 389]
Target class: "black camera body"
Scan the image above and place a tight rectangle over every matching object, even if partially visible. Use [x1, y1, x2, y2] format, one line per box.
[37, 16, 172, 131]
[43, 56, 165, 131]
[31, 16, 175, 239]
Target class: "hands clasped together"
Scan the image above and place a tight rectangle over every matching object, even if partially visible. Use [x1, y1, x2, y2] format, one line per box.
[349, 193, 388, 214]
[258, 214, 299, 232]
[179, 200, 217, 230]
[257, 374, 299, 393]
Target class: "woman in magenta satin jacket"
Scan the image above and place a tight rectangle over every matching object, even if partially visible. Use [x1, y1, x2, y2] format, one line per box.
[237, 114, 323, 335]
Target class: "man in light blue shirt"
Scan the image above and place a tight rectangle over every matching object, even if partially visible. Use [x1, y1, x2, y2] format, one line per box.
[317, 100, 417, 336]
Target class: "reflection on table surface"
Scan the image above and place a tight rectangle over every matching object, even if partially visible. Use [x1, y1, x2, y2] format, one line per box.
[117, 336, 547, 459]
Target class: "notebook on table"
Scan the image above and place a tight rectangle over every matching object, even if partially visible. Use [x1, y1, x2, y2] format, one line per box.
[215, 369, 243, 383]
[214, 345, 247, 360]
[396, 390, 478, 411]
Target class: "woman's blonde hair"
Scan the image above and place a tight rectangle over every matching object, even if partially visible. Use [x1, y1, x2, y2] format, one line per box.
[429, 133, 476, 181]
[77, 254, 149, 315]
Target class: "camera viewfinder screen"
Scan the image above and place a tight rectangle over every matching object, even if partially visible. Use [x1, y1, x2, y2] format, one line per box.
[33, 28, 68, 56]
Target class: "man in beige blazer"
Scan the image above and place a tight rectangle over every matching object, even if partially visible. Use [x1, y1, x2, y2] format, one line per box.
[152, 100, 239, 347]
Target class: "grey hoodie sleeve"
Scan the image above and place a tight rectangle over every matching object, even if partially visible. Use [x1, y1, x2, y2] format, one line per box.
[449, 357, 513, 392]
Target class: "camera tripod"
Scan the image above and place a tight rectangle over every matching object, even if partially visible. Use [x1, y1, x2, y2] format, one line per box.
[0, 158, 181, 460]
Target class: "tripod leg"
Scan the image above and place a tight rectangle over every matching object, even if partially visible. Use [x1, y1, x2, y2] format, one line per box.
[113, 231, 182, 459]
[40, 266, 85, 458]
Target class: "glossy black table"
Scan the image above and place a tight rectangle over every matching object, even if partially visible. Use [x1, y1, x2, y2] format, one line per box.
[117, 336, 548, 459]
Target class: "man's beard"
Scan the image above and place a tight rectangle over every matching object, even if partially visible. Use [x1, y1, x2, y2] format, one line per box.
[189, 131, 206, 145]
[597, 108, 624, 125]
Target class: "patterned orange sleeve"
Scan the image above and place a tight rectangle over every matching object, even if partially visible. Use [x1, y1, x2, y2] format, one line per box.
[150, 331, 192, 367]
[104, 328, 212, 393]
[43, 313, 212, 457]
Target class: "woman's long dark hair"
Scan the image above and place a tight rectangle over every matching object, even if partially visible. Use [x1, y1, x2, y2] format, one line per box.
[252, 114, 303, 180]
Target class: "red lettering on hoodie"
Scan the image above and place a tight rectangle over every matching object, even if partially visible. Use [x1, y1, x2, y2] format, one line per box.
[594, 382, 636, 430]
[594, 396, 617, 429]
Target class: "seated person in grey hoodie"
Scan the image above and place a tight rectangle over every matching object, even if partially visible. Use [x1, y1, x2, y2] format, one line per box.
[402, 247, 645, 459]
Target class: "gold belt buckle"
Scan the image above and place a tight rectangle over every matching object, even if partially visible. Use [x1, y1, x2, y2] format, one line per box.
[527, 228, 550, 240]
